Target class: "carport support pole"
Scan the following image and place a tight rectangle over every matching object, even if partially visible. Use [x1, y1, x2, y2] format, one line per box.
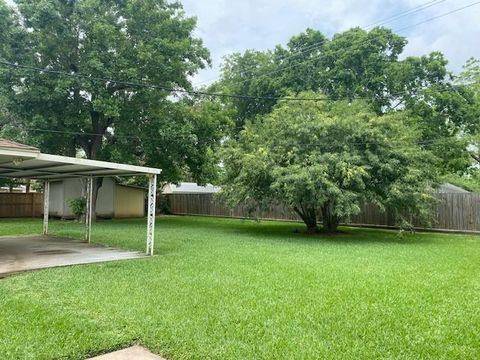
[85, 177, 94, 243]
[43, 181, 50, 235]
[146, 174, 157, 256]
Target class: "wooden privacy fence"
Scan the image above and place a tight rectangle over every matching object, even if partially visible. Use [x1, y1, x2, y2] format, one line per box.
[166, 193, 480, 233]
[0, 193, 43, 218]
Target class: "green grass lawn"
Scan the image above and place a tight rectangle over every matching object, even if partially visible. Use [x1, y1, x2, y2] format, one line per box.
[0, 216, 479, 360]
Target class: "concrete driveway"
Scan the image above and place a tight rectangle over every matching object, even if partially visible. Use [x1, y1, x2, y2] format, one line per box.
[89, 346, 166, 360]
[0, 235, 145, 278]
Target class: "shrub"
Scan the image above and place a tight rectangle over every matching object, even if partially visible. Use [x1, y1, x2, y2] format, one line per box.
[67, 197, 87, 221]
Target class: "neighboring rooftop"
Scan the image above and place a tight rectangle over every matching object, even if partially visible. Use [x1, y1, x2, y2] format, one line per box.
[163, 182, 220, 194]
[0, 138, 39, 152]
[438, 183, 470, 194]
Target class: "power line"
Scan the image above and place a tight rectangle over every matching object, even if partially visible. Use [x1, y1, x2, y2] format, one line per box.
[17, 127, 468, 152]
[0, 59, 335, 102]
[0, 59, 444, 103]
[192, 40, 325, 88]
[214, 1, 480, 89]
[395, 1, 480, 32]
[0, 2, 477, 104]
[0, 58, 465, 104]
[364, 0, 447, 29]
[193, 0, 448, 87]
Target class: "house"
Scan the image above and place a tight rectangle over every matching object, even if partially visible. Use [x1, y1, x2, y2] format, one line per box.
[49, 178, 145, 219]
[0, 185, 35, 193]
[437, 183, 470, 194]
[163, 182, 220, 194]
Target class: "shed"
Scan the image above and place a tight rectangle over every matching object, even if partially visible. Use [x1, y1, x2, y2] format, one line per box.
[49, 178, 145, 219]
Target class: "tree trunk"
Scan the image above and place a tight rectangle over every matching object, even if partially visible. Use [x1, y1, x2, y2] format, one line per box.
[294, 205, 320, 234]
[88, 178, 103, 222]
[472, 153, 480, 165]
[81, 111, 109, 222]
[322, 201, 340, 233]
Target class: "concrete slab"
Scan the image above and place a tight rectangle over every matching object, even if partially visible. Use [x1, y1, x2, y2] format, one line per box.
[88, 346, 166, 360]
[0, 235, 145, 277]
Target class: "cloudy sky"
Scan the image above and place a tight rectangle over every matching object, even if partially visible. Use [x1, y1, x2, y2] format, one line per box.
[181, 0, 480, 86]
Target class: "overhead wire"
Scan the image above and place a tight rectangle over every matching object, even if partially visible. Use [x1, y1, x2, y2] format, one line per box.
[0, 58, 464, 103]
[364, 0, 447, 29]
[226, 1, 480, 88]
[9, 127, 468, 153]
[193, 0, 449, 87]
[0, 2, 478, 103]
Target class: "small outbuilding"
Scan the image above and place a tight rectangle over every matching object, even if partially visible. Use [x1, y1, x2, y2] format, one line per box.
[49, 178, 145, 219]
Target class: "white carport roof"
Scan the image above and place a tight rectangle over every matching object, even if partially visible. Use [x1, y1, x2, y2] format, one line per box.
[0, 139, 160, 256]
[0, 139, 160, 179]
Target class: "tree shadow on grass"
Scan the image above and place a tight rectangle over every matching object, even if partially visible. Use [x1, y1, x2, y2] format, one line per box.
[160, 215, 440, 246]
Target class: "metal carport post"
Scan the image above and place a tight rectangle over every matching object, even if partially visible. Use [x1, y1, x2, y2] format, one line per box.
[43, 180, 50, 235]
[146, 174, 157, 256]
[85, 176, 94, 244]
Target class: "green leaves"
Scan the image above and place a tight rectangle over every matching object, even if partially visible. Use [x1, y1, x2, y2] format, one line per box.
[221, 92, 439, 232]
[216, 25, 479, 181]
[0, 0, 221, 184]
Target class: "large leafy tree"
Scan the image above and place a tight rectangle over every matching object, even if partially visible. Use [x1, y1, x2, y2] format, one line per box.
[216, 27, 480, 174]
[457, 58, 480, 166]
[437, 58, 480, 191]
[216, 28, 447, 129]
[212, 50, 283, 133]
[221, 92, 438, 233]
[0, 0, 227, 191]
[404, 83, 480, 174]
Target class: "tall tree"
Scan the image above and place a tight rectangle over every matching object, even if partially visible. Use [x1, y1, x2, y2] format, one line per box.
[456, 58, 480, 166]
[0, 0, 227, 208]
[216, 27, 480, 174]
[221, 92, 438, 233]
[216, 27, 452, 133]
[274, 28, 328, 93]
[214, 50, 282, 133]
[404, 83, 480, 173]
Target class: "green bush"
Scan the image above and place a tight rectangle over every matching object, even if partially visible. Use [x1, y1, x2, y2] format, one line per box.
[157, 194, 171, 215]
[67, 197, 87, 221]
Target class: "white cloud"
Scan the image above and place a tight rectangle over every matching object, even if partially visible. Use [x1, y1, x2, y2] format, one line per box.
[181, 0, 480, 85]
[6, 0, 479, 82]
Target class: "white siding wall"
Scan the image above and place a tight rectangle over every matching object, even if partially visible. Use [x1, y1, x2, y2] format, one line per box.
[96, 178, 115, 218]
[48, 178, 142, 219]
[48, 181, 65, 217]
[62, 179, 84, 217]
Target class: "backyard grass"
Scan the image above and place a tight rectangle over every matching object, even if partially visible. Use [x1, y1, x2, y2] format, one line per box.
[0, 216, 479, 360]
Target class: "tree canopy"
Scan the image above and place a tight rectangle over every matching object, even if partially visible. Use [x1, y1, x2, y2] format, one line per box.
[0, 0, 226, 186]
[215, 27, 480, 175]
[221, 92, 438, 233]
